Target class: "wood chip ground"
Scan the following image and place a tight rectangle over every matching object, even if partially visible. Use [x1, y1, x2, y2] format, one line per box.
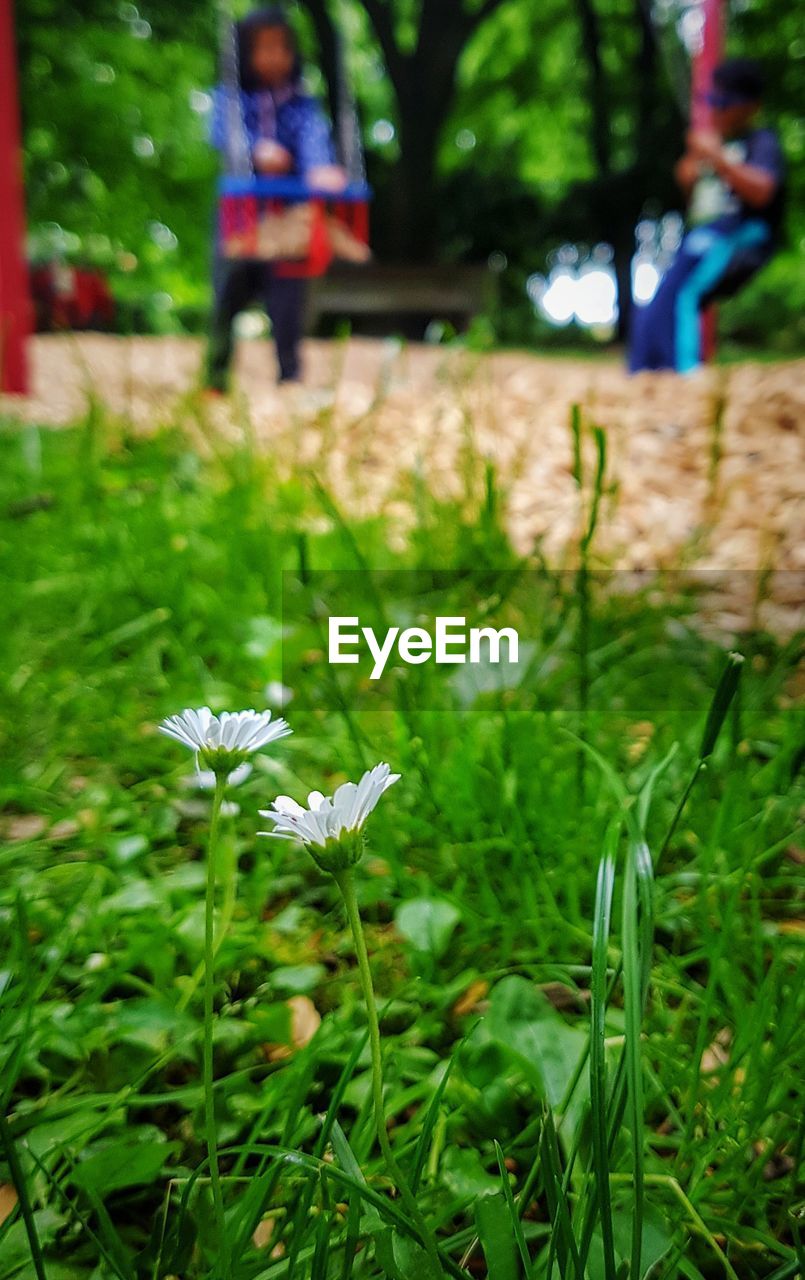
[3, 334, 802, 631]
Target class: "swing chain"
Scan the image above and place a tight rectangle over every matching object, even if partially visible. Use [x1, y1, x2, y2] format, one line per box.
[218, 0, 253, 178]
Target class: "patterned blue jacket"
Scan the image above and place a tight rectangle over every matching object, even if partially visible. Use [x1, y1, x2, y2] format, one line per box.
[211, 84, 336, 176]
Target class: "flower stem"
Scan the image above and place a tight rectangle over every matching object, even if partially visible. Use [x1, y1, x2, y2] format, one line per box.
[178, 824, 237, 1015]
[657, 759, 705, 871]
[203, 773, 229, 1271]
[334, 869, 444, 1279]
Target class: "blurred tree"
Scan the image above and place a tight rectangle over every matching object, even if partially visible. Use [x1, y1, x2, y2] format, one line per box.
[17, 0, 219, 325]
[310, 0, 513, 259]
[14, 0, 804, 345]
[430, 0, 682, 332]
[300, 0, 682, 329]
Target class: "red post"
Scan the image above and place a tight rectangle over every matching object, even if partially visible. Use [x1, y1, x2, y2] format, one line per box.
[691, 0, 724, 130]
[692, 0, 724, 361]
[0, 0, 31, 394]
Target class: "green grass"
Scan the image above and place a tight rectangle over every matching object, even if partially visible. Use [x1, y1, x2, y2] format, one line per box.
[0, 397, 802, 1279]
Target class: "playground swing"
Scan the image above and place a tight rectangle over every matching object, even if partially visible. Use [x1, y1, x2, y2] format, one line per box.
[647, 0, 773, 343]
[216, 5, 372, 278]
[679, 0, 769, 310]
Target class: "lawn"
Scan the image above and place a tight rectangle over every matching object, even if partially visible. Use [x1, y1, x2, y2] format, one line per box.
[0, 391, 802, 1279]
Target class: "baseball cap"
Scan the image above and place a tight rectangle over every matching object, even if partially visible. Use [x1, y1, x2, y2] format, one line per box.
[705, 58, 765, 109]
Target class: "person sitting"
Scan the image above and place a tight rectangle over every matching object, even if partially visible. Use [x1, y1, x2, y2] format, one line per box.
[629, 58, 784, 374]
[206, 7, 346, 390]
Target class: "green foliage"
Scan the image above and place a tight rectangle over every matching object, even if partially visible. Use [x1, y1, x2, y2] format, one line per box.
[15, 0, 805, 349]
[719, 252, 805, 355]
[0, 401, 803, 1276]
[395, 898, 461, 960]
[19, 0, 219, 321]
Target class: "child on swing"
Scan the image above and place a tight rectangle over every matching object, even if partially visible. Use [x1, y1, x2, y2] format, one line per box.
[206, 7, 346, 390]
[629, 59, 784, 374]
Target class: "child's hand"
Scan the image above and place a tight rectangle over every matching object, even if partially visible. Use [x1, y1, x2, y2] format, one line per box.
[306, 164, 348, 193]
[686, 128, 722, 165]
[253, 140, 293, 174]
[674, 153, 701, 191]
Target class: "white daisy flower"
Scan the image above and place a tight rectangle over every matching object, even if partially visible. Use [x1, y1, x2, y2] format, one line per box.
[259, 763, 400, 872]
[159, 707, 291, 774]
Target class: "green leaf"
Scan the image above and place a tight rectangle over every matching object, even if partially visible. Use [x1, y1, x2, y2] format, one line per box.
[109, 997, 195, 1054]
[440, 1147, 500, 1200]
[310, 1201, 333, 1280]
[0, 1210, 63, 1280]
[71, 1136, 176, 1195]
[269, 964, 326, 995]
[372, 1226, 407, 1280]
[390, 1232, 434, 1277]
[585, 1203, 674, 1279]
[395, 898, 460, 958]
[475, 1192, 519, 1280]
[107, 833, 149, 866]
[485, 976, 587, 1113]
[100, 878, 161, 914]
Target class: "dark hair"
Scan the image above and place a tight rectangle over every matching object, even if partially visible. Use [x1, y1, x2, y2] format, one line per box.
[713, 58, 765, 103]
[236, 7, 302, 91]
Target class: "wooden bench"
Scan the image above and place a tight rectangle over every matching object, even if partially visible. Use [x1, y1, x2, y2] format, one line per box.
[306, 262, 495, 336]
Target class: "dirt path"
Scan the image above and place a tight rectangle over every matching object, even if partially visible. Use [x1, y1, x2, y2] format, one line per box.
[2, 335, 803, 623]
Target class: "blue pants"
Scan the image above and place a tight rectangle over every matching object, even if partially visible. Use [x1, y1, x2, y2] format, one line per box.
[207, 257, 306, 388]
[628, 220, 769, 374]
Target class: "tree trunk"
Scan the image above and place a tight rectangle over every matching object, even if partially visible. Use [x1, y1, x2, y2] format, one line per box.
[574, 0, 611, 176]
[613, 236, 634, 343]
[304, 0, 519, 261]
[298, 0, 343, 140]
[386, 87, 444, 259]
[633, 0, 659, 163]
[360, 0, 498, 261]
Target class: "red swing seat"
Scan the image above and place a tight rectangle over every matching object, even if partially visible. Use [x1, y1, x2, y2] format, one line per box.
[218, 175, 371, 278]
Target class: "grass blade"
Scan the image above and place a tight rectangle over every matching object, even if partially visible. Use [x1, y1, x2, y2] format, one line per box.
[282, 1033, 369, 1277]
[699, 651, 744, 760]
[331, 1120, 368, 1187]
[310, 1176, 332, 1280]
[635, 743, 678, 840]
[339, 1193, 362, 1280]
[590, 843, 617, 1280]
[26, 1144, 133, 1280]
[658, 651, 744, 868]
[411, 1061, 452, 1194]
[493, 1140, 531, 1276]
[570, 403, 583, 488]
[635, 840, 655, 1005]
[0, 1114, 48, 1280]
[622, 838, 645, 1280]
[541, 1108, 584, 1280]
[581, 426, 607, 553]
